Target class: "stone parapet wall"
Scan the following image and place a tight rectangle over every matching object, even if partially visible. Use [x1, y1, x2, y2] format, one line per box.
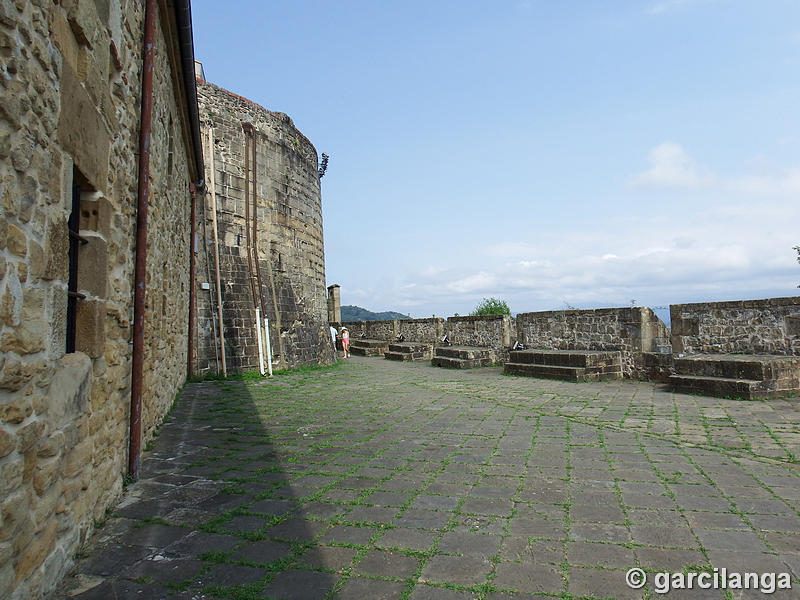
[443, 315, 513, 363]
[0, 2, 197, 598]
[397, 318, 445, 343]
[194, 80, 333, 373]
[516, 307, 668, 377]
[670, 297, 800, 355]
[359, 320, 397, 340]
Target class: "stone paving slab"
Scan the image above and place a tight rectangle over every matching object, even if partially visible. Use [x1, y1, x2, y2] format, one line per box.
[54, 357, 800, 599]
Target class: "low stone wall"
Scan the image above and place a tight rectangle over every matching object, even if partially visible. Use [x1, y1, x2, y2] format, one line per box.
[443, 315, 513, 363]
[516, 307, 669, 378]
[340, 320, 398, 341]
[670, 297, 800, 355]
[397, 318, 444, 343]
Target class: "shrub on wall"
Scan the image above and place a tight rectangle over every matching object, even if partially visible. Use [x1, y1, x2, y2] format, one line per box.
[470, 297, 511, 316]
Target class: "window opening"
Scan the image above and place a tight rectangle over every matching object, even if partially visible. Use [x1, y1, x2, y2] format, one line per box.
[66, 174, 88, 353]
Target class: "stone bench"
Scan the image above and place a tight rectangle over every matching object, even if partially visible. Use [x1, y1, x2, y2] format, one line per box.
[669, 354, 800, 399]
[349, 338, 390, 357]
[431, 346, 493, 369]
[384, 342, 432, 362]
[504, 349, 622, 382]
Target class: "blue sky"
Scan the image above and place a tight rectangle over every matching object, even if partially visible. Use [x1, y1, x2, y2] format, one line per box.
[192, 0, 800, 321]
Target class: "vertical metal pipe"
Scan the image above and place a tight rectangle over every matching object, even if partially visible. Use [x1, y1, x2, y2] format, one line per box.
[207, 126, 227, 376]
[255, 307, 265, 376]
[243, 124, 257, 310]
[129, 0, 158, 480]
[251, 131, 267, 325]
[264, 317, 273, 377]
[187, 182, 197, 377]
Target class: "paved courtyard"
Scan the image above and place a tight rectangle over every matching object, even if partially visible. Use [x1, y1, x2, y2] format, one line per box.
[57, 357, 800, 599]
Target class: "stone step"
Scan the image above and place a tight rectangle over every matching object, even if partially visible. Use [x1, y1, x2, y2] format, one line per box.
[668, 374, 774, 400]
[431, 355, 492, 369]
[504, 362, 622, 382]
[388, 343, 432, 355]
[674, 354, 800, 381]
[349, 339, 389, 357]
[434, 346, 492, 360]
[508, 349, 621, 369]
[385, 342, 432, 362]
[385, 350, 429, 362]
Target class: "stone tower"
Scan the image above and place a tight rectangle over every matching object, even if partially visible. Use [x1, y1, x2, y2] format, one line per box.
[194, 79, 334, 372]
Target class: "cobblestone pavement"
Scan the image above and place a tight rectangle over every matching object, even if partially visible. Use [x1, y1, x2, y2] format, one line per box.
[56, 357, 800, 599]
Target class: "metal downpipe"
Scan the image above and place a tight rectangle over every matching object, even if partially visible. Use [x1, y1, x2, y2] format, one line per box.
[188, 182, 197, 378]
[129, 0, 157, 481]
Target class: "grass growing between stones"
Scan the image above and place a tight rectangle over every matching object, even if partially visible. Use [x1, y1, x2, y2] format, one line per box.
[59, 357, 800, 600]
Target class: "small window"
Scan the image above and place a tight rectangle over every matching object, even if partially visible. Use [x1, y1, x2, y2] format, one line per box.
[66, 172, 87, 353]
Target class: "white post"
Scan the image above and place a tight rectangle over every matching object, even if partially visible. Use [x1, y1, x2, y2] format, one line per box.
[264, 317, 273, 377]
[255, 307, 266, 376]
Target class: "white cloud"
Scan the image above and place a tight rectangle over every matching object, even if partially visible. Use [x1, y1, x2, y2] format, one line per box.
[627, 142, 713, 189]
[446, 272, 497, 294]
[629, 142, 800, 196]
[382, 202, 800, 318]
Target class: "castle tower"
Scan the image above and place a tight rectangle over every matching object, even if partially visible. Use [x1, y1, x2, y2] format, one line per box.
[194, 79, 334, 372]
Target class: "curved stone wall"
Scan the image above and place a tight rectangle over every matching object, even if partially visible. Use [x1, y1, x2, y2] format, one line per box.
[195, 80, 334, 372]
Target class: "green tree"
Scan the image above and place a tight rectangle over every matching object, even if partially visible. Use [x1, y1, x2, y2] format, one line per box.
[470, 297, 511, 316]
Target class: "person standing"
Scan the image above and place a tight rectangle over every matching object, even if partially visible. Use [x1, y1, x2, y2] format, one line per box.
[341, 327, 350, 358]
[329, 324, 338, 357]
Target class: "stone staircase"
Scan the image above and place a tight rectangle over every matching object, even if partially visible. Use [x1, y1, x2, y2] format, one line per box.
[503, 349, 622, 382]
[431, 346, 493, 369]
[669, 354, 800, 399]
[384, 342, 433, 362]
[349, 339, 389, 357]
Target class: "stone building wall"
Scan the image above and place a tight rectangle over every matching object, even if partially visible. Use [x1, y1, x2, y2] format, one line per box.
[397, 318, 445, 343]
[444, 315, 513, 362]
[671, 297, 800, 355]
[0, 2, 198, 598]
[194, 80, 334, 373]
[516, 307, 669, 377]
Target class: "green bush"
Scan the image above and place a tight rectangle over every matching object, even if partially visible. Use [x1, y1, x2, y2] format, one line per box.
[470, 297, 510, 316]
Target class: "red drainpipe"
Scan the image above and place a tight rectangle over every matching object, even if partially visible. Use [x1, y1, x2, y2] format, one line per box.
[129, 0, 157, 481]
[187, 182, 197, 377]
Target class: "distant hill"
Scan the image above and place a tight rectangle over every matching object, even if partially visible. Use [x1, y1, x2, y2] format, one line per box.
[341, 305, 409, 322]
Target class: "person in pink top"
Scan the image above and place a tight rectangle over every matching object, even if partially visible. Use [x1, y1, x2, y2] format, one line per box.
[341, 327, 350, 358]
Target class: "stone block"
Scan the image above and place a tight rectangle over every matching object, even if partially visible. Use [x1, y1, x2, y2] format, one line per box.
[0, 457, 24, 496]
[0, 273, 22, 327]
[28, 239, 44, 279]
[0, 427, 15, 458]
[36, 431, 63, 458]
[47, 352, 91, 422]
[6, 224, 27, 257]
[79, 195, 111, 235]
[57, 61, 109, 193]
[77, 233, 107, 297]
[14, 521, 57, 583]
[0, 396, 33, 424]
[17, 419, 46, 453]
[50, 9, 80, 73]
[64, 0, 97, 45]
[63, 439, 91, 479]
[786, 315, 800, 337]
[75, 299, 105, 358]
[43, 214, 69, 281]
[1, 286, 46, 354]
